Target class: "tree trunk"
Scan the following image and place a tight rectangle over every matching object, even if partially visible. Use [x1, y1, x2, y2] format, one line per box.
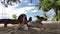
[55, 9, 58, 21]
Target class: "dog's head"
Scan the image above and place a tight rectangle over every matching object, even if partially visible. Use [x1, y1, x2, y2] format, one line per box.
[17, 14, 27, 24]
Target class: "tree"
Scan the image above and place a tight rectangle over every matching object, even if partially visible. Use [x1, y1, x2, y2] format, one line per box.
[53, 10, 60, 20]
[12, 14, 17, 19]
[38, 0, 60, 21]
[43, 12, 48, 19]
[58, 10, 60, 20]
[53, 14, 57, 21]
[1, 0, 20, 7]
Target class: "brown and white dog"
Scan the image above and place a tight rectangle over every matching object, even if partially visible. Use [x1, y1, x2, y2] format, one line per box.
[16, 14, 28, 30]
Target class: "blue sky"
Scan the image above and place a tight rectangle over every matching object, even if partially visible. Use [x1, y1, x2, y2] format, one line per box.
[0, 0, 55, 21]
[16, 0, 38, 8]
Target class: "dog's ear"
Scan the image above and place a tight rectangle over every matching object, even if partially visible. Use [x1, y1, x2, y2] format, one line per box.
[28, 17, 32, 22]
[26, 17, 32, 24]
[23, 15, 28, 24]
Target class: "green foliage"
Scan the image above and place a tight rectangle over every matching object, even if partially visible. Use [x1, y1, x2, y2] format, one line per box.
[12, 14, 17, 20]
[58, 11, 60, 19]
[41, 0, 52, 11]
[38, 0, 60, 11]
[38, 0, 53, 11]
[53, 10, 60, 20]
[38, 0, 60, 21]
[53, 14, 57, 19]
[43, 12, 48, 19]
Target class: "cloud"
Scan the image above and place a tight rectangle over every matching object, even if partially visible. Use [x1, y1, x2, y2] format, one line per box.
[0, 3, 35, 19]
[0, 0, 36, 19]
[31, 9, 38, 12]
[28, 3, 34, 5]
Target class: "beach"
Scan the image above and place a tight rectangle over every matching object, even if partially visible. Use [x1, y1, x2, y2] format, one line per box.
[0, 21, 60, 34]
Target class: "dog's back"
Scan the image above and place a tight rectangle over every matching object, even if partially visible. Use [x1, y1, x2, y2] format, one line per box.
[0, 19, 18, 24]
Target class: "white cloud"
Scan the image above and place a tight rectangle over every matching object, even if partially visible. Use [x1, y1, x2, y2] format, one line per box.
[28, 3, 34, 5]
[0, 0, 35, 19]
[0, 4, 35, 19]
[23, 0, 28, 3]
[31, 10, 38, 12]
[5, 7, 35, 19]
[20, 0, 28, 3]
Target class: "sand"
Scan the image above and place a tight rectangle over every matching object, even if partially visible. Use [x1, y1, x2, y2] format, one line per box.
[0, 22, 60, 34]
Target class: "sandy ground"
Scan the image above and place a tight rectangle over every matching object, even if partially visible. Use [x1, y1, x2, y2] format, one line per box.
[0, 22, 60, 34]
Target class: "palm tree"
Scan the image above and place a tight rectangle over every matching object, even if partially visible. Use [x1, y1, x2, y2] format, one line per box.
[38, 0, 60, 21]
